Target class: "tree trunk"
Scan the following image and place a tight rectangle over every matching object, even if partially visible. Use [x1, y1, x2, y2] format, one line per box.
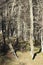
[23, 22, 27, 41]
[29, 0, 34, 58]
[8, 43, 17, 58]
[11, 0, 15, 16]
[17, 2, 21, 38]
[40, 0, 43, 52]
[41, 31, 43, 52]
[41, 12, 43, 52]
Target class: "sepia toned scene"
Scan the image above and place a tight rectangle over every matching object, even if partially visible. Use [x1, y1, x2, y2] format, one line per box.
[0, 0, 43, 65]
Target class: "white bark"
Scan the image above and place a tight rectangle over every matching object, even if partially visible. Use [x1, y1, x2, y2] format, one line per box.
[8, 43, 17, 58]
[41, 2, 43, 52]
[17, 2, 21, 37]
[41, 12, 43, 52]
[23, 22, 27, 41]
[29, 0, 34, 58]
[11, 0, 15, 16]
[41, 31, 43, 52]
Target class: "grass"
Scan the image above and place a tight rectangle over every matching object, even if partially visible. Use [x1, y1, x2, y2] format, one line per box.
[0, 51, 43, 65]
[0, 34, 42, 65]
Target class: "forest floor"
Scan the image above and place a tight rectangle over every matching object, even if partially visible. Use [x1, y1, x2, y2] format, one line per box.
[0, 51, 43, 65]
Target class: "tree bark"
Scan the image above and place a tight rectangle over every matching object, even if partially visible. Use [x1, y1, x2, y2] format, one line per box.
[29, 0, 34, 58]
[17, 1, 21, 38]
[41, 31, 43, 52]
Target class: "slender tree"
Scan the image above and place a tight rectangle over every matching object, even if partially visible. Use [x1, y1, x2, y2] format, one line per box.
[29, 0, 34, 58]
[17, 0, 21, 38]
[41, 3, 43, 52]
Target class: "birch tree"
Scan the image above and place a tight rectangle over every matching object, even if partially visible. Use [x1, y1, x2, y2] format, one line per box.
[17, 0, 21, 38]
[39, 0, 43, 52]
[29, 0, 34, 58]
[8, 0, 18, 58]
[23, 22, 27, 41]
[41, 6, 43, 52]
